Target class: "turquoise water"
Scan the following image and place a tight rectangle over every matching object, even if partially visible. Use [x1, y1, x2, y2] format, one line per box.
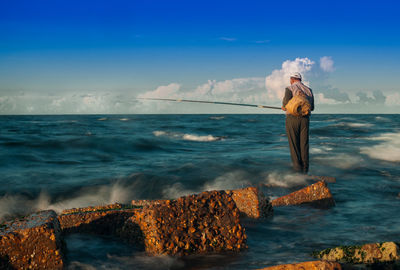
[0, 114, 399, 269]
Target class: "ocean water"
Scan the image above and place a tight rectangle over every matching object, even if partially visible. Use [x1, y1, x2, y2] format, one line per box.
[0, 114, 399, 269]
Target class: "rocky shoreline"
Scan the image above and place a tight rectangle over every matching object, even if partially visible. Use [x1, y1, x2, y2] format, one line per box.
[1, 180, 399, 269]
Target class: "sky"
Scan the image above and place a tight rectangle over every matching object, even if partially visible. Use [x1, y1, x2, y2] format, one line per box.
[0, 0, 399, 114]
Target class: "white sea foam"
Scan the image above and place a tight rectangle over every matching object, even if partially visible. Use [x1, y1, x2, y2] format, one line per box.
[375, 116, 390, 122]
[162, 170, 252, 199]
[314, 153, 363, 169]
[0, 182, 137, 221]
[119, 118, 129, 121]
[203, 170, 252, 191]
[310, 146, 333, 154]
[209, 116, 225, 120]
[153, 130, 224, 142]
[335, 122, 374, 128]
[361, 132, 400, 162]
[264, 172, 308, 188]
[97, 117, 107, 121]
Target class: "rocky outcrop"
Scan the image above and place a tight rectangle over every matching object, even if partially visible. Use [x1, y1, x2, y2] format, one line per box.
[58, 203, 140, 235]
[313, 242, 400, 264]
[120, 190, 247, 256]
[226, 187, 273, 218]
[257, 260, 342, 270]
[0, 210, 64, 270]
[272, 180, 335, 208]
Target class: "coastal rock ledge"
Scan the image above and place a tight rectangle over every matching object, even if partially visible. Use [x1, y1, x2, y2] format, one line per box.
[272, 180, 335, 208]
[0, 210, 64, 270]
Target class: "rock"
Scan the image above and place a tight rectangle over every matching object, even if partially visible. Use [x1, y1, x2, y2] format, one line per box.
[271, 181, 335, 208]
[226, 187, 273, 218]
[257, 260, 342, 270]
[58, 203, 140, 235]
[131, 199, 165, 207]
[313, 242, 400, 264]
[0, 210, 64, 270]
[120, 190, 247, 256]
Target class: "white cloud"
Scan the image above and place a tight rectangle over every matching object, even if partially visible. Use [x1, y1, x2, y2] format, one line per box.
[320, 56, 335, 72]
[385, 93, 400, 106]
[315, 93, 341, 105]
[265, 57, 315, 100]
[137, 83, 181, 99]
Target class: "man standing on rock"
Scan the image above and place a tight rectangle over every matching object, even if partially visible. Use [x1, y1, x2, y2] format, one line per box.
[281, 72, 314, 174]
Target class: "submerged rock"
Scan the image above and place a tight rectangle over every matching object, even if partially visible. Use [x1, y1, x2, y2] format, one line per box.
[0, 210, 64, 270]
[120, 190, 247, 256]
[58, 203, 140, 235]
[257, 260, 342, 270]
[226, 187, 273, 218]
[271, 180, 335, 208]
[313, 242, 400, 264]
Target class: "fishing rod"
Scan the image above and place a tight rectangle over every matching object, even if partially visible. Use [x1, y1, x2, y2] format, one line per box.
[137, 97, 282, 110]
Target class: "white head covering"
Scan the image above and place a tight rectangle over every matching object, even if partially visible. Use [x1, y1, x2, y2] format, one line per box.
[290, 72, 302, 80]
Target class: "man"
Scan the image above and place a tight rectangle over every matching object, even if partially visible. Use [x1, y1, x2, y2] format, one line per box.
[282, 72, 314, 174]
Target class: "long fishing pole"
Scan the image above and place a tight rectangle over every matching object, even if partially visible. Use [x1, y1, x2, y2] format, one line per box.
[137, 97, 282, 110]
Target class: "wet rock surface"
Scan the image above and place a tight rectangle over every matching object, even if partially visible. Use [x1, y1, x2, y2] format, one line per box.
[271, 180, 335, 208]
[313, 242, 400, 264]
[258, 260, 342, 270]
[120, 190, 247, 256]
[0, 210, 64, 270]
[58, 203, 140, 235]
[226, 187, 273, 218]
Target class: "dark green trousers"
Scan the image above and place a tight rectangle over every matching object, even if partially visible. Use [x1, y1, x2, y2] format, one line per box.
[285, 114, 310, 173]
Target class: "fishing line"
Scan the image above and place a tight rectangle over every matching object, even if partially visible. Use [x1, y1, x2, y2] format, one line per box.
[137, 97, 282, 110]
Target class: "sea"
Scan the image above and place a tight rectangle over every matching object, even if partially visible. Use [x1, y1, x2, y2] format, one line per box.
[0, 114, 399, 269]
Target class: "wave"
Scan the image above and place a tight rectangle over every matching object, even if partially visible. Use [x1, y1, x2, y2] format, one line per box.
[335, 122, 374, 128]
[119, 118, 129, 121]
[310, 146, 333, 154]
[0, 182, 139, 221]
[361, 132, 400, 162]
[209, 116, 225, 120]
[314, 153, 363, 169]
[263, 172, 308, 188]
[162, 170, 253, 199]
[97, 117, 107, 121]
[153, 130, 224, 142]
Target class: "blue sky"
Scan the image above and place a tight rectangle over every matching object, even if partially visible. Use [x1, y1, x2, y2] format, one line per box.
[0, 0, 399, 114]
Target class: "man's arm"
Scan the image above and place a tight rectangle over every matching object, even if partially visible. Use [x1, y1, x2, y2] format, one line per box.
[282, 87, 292, 108]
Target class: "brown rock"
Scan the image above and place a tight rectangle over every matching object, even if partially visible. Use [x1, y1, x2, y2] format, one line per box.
[271, 181, 335, 208]
[314, 242, 400, 264]
[0, 210, 64, 270]
[226, 187, 273, 218]
[257, 260, 342, 270]
[131, 199, 165, 207]
[58, 203, 140, 235]
[120, 190, 247, 256]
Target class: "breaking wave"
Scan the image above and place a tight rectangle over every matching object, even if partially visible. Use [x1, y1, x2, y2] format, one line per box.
[264, 172, 308, 188]
[0, 182, 138, 221]
[162, 170, 253, 199]
[335, 122, 374, 128]
[361, 132, 400, 162]
[209, 116, 225, 120]
[314, 153, 363, 169]
[153, 130, 224, 142]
